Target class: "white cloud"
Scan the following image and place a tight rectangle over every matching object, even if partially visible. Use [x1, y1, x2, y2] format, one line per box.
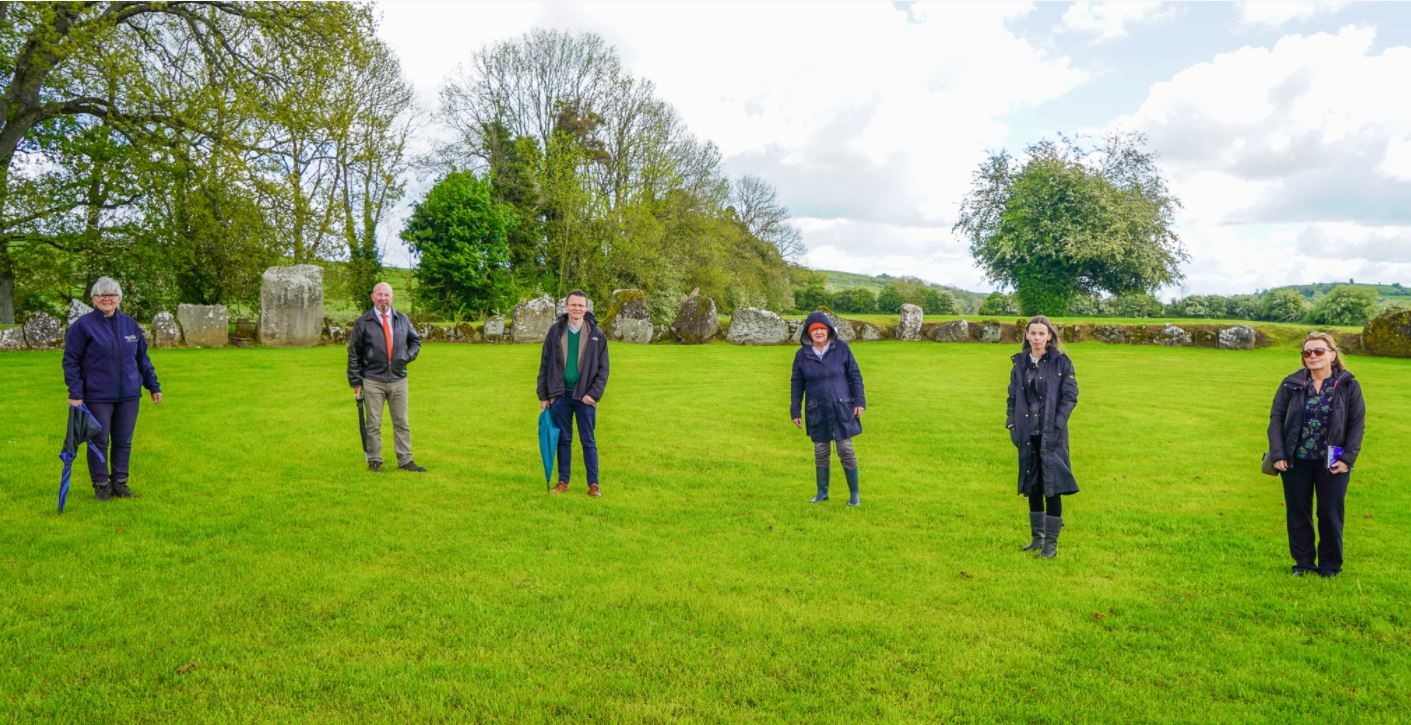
[1237, 1, 1350, 27]
[1059, 1, 1175, 41]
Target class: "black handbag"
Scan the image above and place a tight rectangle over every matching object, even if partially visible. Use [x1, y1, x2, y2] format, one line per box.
[1261, 452, 1280, 477]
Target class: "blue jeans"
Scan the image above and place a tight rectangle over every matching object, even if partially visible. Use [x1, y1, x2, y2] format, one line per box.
[86, 399, 140, 485]
[550, 396, 599, 485]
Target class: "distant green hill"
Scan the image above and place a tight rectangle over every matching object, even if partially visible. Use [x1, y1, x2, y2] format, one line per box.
[1262, 282, 1411, 309]
[819, 270, 988, 314]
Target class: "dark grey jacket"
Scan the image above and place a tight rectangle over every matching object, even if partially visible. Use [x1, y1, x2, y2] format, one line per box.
[1006, 348, 1079, 496]
[1267, 368, 1365, 468]
[347, 308, 421, 386]
[537, 312, 610, 402]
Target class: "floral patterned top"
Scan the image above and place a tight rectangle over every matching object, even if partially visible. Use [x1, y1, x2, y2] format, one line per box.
[1294, 377, 1337, 461]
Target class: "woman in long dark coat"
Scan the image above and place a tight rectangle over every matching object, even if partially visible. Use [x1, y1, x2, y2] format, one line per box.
[791, 311, 866, 506]
[1267, 331, 1365, 577]
[1006, 315, 1078, 558]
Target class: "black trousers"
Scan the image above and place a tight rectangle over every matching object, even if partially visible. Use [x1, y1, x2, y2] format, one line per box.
[1280, 460, 1350, 574]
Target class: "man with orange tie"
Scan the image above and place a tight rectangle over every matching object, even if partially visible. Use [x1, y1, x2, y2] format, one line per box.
[347, 282, 425, 472]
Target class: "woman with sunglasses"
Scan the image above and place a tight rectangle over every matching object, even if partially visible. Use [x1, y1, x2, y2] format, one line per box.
[62, 277, 162, 501]
[1266, 332, 1365, 577]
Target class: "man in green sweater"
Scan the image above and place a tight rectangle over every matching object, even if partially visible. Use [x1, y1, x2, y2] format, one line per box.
[537, 290, 611, 496]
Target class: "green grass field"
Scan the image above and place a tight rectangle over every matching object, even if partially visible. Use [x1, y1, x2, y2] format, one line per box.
[3, 342, 1409, 721]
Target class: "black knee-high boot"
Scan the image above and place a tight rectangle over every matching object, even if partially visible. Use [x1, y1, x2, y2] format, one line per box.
[844, 468, 860, 507]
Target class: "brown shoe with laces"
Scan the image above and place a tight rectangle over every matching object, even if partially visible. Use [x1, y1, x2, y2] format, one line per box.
[551, 481, 569, 493]
[588, 483, 601, 498]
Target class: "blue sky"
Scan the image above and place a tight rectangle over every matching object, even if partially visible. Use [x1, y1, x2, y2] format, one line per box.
[377, 1, 1411, 298]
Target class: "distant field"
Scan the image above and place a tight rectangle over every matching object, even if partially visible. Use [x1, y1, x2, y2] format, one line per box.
[3, 342, 1409, 720]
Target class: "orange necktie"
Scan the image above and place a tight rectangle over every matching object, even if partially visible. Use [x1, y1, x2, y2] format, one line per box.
[381, 311, 393, 362]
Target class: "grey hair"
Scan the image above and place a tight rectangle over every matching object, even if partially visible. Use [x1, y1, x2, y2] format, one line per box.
[91, 276, 123, 299]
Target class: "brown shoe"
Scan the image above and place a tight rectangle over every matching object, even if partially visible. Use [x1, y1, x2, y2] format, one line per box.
[551, 481, 569, 493]
[588, 483, 601, 498]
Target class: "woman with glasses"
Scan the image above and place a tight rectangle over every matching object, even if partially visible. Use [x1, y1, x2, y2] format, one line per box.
[1266, 332, 1365, 577]
[62, 277, 162, 501]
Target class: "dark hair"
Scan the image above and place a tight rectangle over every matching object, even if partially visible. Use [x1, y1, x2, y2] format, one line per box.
[1303, 331, 1348, 375]
[566, 289, 589, 302]
[1021, 315, 1062, 354]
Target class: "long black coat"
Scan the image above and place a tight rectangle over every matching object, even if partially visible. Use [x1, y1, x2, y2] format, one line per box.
[790, 312, 866, 443]
[1267, 368, 1365, 467]
[1006, 349, 1079, 496]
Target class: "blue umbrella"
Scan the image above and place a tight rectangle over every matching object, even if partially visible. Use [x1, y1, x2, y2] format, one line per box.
[59, 404, 105, 513]
[537, 408, 560, 492]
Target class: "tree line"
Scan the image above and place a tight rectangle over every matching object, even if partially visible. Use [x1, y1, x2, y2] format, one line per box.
[968, 285, 1382, 326]
[406, 29, 803, 320]
[0, 2, 420, 323]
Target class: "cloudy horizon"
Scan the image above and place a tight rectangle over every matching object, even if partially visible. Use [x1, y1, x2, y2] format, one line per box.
[374, 0, 1411, 300]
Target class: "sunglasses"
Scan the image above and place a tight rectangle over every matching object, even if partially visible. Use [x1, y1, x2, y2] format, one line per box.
[1302, 347, 1330, 358]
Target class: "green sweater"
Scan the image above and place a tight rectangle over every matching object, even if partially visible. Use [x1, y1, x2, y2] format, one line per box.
[564, 327, 581, 388]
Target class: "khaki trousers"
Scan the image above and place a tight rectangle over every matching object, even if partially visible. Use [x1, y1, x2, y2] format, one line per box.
[363, 377, 412, 466]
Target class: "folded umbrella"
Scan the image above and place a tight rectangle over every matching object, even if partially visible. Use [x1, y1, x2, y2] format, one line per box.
[59, 404, 105, 513]
[538, 408, 560, 492]
[356, 395, 368, 454]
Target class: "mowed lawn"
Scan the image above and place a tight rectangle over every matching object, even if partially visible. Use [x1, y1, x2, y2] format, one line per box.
[2, 341, 1409, 722]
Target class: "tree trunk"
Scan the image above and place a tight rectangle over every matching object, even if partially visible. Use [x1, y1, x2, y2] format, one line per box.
[0, 257, 14, 324]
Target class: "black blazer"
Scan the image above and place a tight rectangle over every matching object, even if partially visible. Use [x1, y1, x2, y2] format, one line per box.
[1268, 369, 1365, 467]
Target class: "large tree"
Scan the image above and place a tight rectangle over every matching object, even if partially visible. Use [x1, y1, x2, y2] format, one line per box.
[954, 133, 1187, 316]
[401, 171, 515, 318]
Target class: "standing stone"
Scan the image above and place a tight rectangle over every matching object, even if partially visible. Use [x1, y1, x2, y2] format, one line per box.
[928, 319, 969, 342]
[822, 311, 856, 342]
[511, 295, 557, 343]
[151, 312, 181, 348]
[67, 299, 94, 326]
[787, 319, 804, 341]
[259, 265, 324, 347]
[726, 307, 791, 345]
[1362, 308, 1411, 358]
[0, 326, 28, 350]
[22, 311, 64, 349]
[856, 322, 884, 342]
[897, 303, 923, 341]
[177, 303, 228, 348]
[324, 319, 348, 344]
[601, 289, 653, 344]
[1217, 325, 1257, 350]
[671, 290, 719, 344]
[1092, 325, 1128, 344]
[483, 316, 506, 343]
[977, 321, 1004, 343]
[1154, 325, 1192, 347]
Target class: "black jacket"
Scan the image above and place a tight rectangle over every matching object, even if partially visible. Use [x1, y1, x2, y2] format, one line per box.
[1267, 369, 1365, 468]
[1006, 348, 1079, 496]
[790, 311, 866, 443]
[347, 308, 421, 386]
[537, 312, 610, 402]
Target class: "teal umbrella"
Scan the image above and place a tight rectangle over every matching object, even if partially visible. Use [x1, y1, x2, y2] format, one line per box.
[537, 408, 560, 492]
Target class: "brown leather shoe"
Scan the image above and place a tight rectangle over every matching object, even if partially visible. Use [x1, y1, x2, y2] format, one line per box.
[551, 481, 569, 493]
[588, 483, 601, 498]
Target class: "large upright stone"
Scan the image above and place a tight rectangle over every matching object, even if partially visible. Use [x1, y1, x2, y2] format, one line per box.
[22, 311, 64, 349]
[511, 295, 557, 343]
[259, 265, 324, 347]
[897, 304, 923, 341]
[726, 307, 791, 345]
[151, 312, 181, 348]
[822, 311, 856, 342]
[671, 290, 719, 344]
[977, 321, 1004, 343]
[0, 327, 25, 351]
[928, 319, 969, 342]
[601, 289, 653, 344]
[177, 304, 228, 348]
[1154, 325, 1192, 347]
[483, 316, 506, 343]
[1218, 325, 1257, 350]
[67, 299, 94, 326]
[1363, 308, 1411, 358]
